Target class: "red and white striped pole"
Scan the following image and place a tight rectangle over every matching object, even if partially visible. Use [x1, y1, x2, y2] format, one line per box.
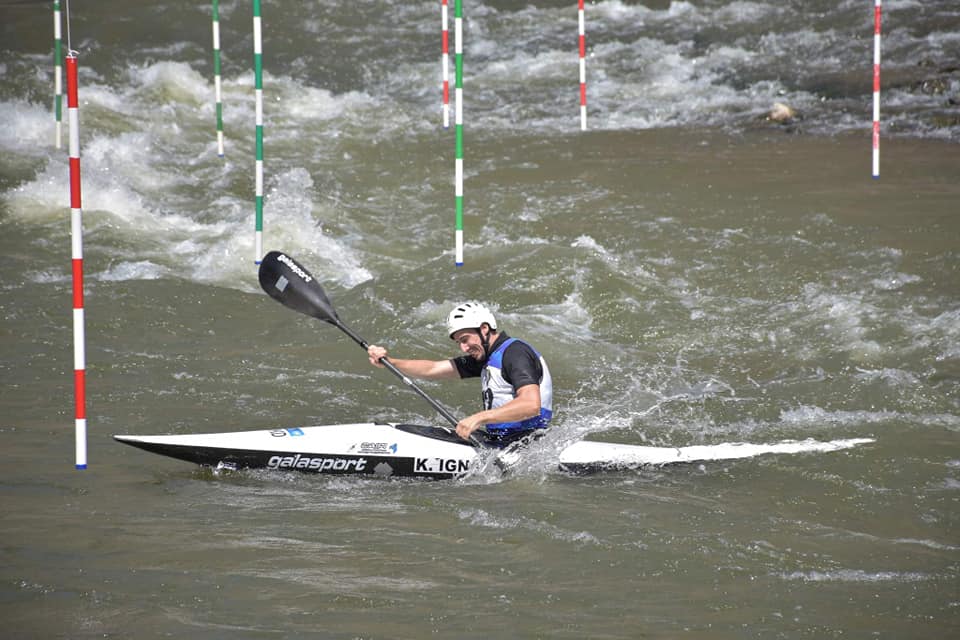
[441, 0, 450, 128]
[872, 0, 881, 179]
[578, 0, 587, 131]
[66, 52, 87, 470]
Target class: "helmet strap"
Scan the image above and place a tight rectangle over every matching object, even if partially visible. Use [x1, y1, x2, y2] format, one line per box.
[478, 325, 492, 359]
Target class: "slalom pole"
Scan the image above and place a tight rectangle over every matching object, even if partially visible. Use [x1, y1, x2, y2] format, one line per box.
[253, 0, 264, 263]
[53, 0, 63, 148]
[872, 0, 881, 179]
[212, 0, 225, 157]
[441, 0, 450, 128]
[454, 0, 463, 266]
[66, 52, 87, 470]
[578, 0, 586, 131]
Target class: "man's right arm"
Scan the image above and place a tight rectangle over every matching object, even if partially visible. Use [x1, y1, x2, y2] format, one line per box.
[367, 345, 459, 380]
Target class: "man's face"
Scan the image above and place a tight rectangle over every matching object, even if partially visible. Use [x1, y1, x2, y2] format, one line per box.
[452, 326, 488, 360]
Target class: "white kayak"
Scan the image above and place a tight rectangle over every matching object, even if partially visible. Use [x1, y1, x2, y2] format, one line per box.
[114, 422, 874, 480]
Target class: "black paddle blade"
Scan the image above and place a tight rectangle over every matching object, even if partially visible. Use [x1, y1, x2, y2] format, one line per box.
[258, 250, 339, 324]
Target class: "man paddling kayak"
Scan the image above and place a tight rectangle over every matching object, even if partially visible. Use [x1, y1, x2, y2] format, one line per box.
[367, 302, 553, 447]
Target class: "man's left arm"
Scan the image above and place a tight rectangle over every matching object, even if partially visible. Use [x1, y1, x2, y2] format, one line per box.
[455, 384, 541, 440]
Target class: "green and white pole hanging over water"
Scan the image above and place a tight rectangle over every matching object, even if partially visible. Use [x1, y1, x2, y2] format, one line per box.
[252, 0, 264, 264]
[454, 0, 463, 266]
[212, 0, 225, 157]
[53, 0, 63, 149]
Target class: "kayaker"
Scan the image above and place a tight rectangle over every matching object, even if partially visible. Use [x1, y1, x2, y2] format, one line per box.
[367, 302, 553, 446]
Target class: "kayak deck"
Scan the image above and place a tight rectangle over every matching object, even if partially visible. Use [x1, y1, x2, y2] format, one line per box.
[115, 423, 475, 479]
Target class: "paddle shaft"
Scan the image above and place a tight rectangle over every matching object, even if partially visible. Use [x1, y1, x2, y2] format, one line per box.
[330, 318, 461, 429]
[258, 251, 482, 447]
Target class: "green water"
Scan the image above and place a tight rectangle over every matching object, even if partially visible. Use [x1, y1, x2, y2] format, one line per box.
[2, 1, 958, 637]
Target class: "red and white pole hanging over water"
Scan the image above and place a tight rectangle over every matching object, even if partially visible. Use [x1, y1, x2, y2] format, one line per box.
[441, 0, 450, 128]
[66, 52, 87, 469]
[578, 0, 586, 131]
[872, 0, 881, 179]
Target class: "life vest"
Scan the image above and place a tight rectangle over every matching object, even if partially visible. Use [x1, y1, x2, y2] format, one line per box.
[481, 338, 553, 435]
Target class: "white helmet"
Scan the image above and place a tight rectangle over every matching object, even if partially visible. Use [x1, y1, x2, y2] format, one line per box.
[446, 302, 497, 339]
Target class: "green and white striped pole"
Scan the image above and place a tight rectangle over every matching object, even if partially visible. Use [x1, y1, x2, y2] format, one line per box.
[454, 0, 463, 266]
[253, 0, 264, 264]
[53, 0, 63, 149]
[212, 0, 225, 157]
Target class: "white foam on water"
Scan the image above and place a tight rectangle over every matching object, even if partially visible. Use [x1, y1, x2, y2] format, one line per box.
[481, 48, 571, 85]
[927, 309, 960, 361]
[2, 60, 375, 292]
[852, 367, 922, 387]
[0, 99, 59, 154]
[796, 284, 884, 364]
[892, 538, 960, 551]
[570, 235, 617, 265]
[126, 61, 211, 107]
[780, 405, 960, 431]
[456, 507, 602, 546]
[3, 0, 959, 157]
[871, 272, 923, 291]
[96, 260, 170, 281]
[505, 292, 596, 343]
[714, 1, 777, 23]
[781, 569, 933, 584]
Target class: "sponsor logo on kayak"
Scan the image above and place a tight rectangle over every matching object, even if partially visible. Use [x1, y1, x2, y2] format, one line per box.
[359, 442, 398, 454]
[415, 457, 470, 474]
[267, 454, 367, 472]
[277, 253, 312, 282]
[269, 428, 305, 437]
